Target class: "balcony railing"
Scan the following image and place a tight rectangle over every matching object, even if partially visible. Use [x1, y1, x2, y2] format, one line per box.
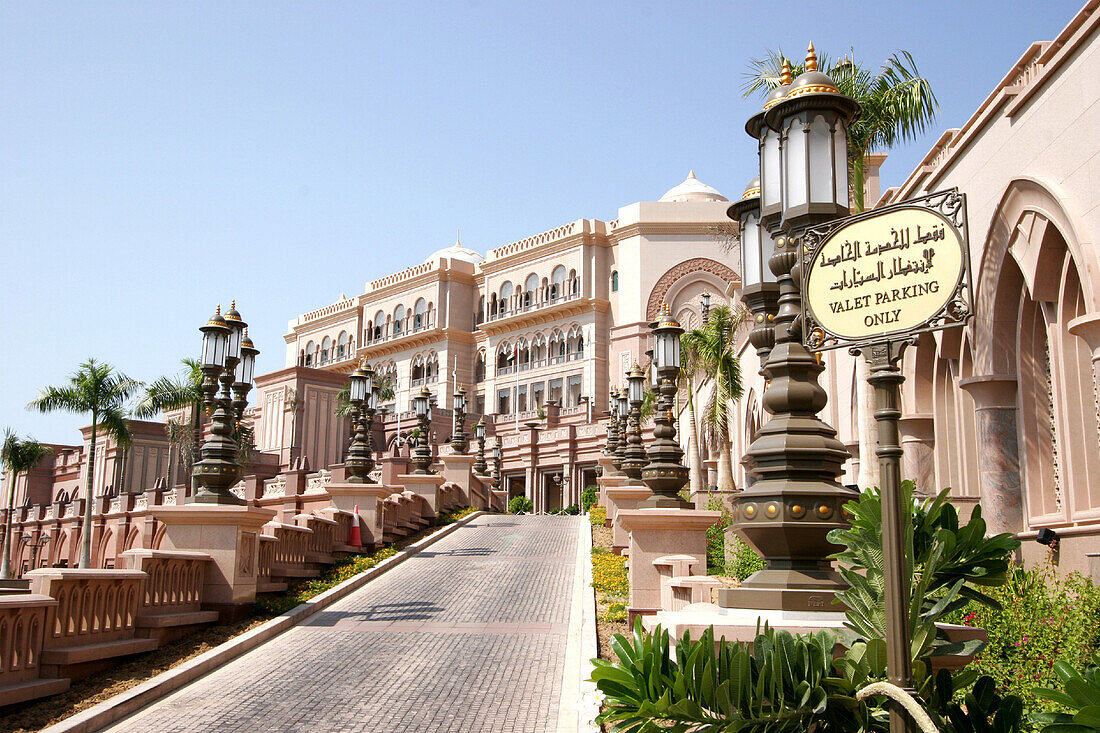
[483, 290, 581, 324]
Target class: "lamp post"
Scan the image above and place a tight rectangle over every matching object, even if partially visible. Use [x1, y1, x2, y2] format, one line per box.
[725, 43, 860, 616]
[345, 361, 376, 483]
[640, 304, 693, 508]
[729, 176, 780, 366]
[701, 289, 712, 325]
[603, 388, 620, 459]
[473, 417, 488, 474]
[21, 532, 48, 574]
[620, 364, 648, 480]
[451, 387, 469, 454]
[491, 443, 503, 493]
[411, 387, 434, 474]
[193, 302, 258, 505]
[613, 388, 629, 470]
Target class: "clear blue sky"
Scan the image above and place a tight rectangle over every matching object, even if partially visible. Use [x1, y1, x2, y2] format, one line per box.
[1, 0, 1084, 444]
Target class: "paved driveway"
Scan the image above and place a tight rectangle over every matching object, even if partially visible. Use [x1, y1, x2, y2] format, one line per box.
[103, 515, 585, 733]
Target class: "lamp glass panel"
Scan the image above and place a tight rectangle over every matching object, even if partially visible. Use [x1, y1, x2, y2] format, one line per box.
[762, 228, 778, 284]
[658, 331, 679, 369]
[414, 393, 428, 417]
[761, 129, 782, 209]
[349, 374, 366, 402]
[628, 376, 644, 403]
[368, 391, 378, 410]
[242, 352, 256, 383]
[740, 212, 762, 287]
[226, 324, 243, 361]
[455, 392, 466, 411]
[833, 122, 849, 213]
[233, 358, 245, 384]
[364, 371, 374, 395]
[475, 422, 485, 439]
[201, 330, 217, 367]
[808, 114, 834, 205]
[784, 118, 809, 210]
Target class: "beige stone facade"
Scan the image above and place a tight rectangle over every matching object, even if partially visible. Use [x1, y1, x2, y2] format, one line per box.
[6, 2, 1100, 578]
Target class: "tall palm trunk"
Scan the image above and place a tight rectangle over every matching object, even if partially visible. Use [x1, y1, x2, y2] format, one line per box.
[80, 411, 97, 568]
[684, 382, 704, 497]
[0, 470, 16, 579]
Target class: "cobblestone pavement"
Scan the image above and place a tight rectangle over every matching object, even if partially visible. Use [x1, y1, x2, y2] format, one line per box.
[103, 515, 584, 733]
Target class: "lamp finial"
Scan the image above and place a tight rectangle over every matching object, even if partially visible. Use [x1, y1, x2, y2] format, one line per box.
[780, 58, 792, 85]
[805, 42, 818, 72]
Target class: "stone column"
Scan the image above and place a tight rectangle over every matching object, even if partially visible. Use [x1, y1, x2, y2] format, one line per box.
[327, 483, 393, 549]
[606, 484, 652, 555]
[152, 505, 276, 621]
[958, 376, 1023, 536]
[899, 414, 935, 493]
[617, 508, 721, 621]
[440, 454, 477, 506]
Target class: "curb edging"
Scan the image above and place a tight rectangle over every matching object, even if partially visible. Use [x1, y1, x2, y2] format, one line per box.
[40, 510, 487, 733]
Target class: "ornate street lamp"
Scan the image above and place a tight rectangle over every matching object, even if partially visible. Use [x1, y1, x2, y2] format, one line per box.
[193, 302, 258, 505]
[729, 176, 780, 365]
[411, 387, 434, 474]
[728, 43, 859, 608]
[640, 304, 692, 508]
[603, 388, 620, 459]
[21, 532, 49, 573]
[451, 387, 469, 454]
[621, 364, 648, 480]
[491, 443, 503, 492]
[473, 417, 488, 474]
[613, 388, 629, 470]
[701, 289, 712, 325]
[344, 361, 376, 483]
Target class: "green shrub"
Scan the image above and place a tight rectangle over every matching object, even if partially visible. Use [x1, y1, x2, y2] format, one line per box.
[508, 495, 533, 514]
[727, 534, 765, 581]
[952, 555, 1100, 717]
[253, 545, 399, 616]
[581, 485, 598, 513]
[1032, 649, 1100, 732]
[704, 494, 732, 574]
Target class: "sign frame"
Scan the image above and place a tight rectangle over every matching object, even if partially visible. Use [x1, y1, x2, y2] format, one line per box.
[798, 188, 974, 352]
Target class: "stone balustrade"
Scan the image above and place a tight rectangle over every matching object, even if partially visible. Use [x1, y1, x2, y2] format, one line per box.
[0, 594, 69, 705]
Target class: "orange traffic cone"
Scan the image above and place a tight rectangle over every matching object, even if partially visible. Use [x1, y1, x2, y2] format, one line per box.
[349, 504, 363, 548]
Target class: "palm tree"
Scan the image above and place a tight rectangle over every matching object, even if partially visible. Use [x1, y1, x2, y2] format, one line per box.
[680, 305, 747, 493]
[133, 358, 203, 489]
[742, 48, 938, 212]
[1, 431, 52, 579]
[743, 47, 938, 489]
[334, 372, 397, 418]
[28, 359, 141, 568]
[677, 343, 708, 497]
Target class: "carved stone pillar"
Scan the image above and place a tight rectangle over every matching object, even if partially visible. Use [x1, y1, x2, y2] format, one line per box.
[898, 415, 935, 493]
[958, 376, 1023, 535]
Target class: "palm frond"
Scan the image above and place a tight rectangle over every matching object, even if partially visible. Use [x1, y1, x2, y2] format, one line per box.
[99, 409, 133, 449]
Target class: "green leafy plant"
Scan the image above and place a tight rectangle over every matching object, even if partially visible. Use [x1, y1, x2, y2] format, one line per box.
[829, 483, 1019, 691]
[581, 485, 599, 513]
[508, 495, 533, 514]
[593, 620, 866, 733]
[438, 506, 476, 525]
[1032, 650, 1100, 733]
[952, 557, 1100, 717]
[0, 431, 52, 579]
[727, 534, 766, 581]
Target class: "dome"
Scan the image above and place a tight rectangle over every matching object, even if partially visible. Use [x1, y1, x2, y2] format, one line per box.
[424, 234, 484, 265]
[763, 59, 793, 111]
[658, 170, 728, 203]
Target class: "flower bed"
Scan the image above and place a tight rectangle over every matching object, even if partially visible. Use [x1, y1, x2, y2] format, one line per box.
[254, 546, 400, 616]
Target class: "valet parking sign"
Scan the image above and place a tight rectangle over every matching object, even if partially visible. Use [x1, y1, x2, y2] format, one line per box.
[801, 188, 973, 351]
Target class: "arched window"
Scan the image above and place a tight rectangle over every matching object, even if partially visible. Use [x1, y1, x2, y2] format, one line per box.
[500, 282, 513, 314]
[393, 305, 406, 335]
[517, 338, 531, 370]
[413, 298, 427, 330]
[321, 336, 331, 364]
[524, 273, 539, 308]
[477, 296, 485, 324]
[489, 293, 498, 319]
[549, 329, 565, 364]
[497, 342, 513, 373]
[475, 351, 486, 382]
[532, 333, 547, 366]
[337, 331, 349, 359]
[411, 355, 425, 385]
[373, 311, 385, 341]
[304, 340, 315, 366]
[569, 269, 579, 295]
[551, 266, 567, 301]
[425, 352, 439, 382]
[611, 270, 619, 293]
